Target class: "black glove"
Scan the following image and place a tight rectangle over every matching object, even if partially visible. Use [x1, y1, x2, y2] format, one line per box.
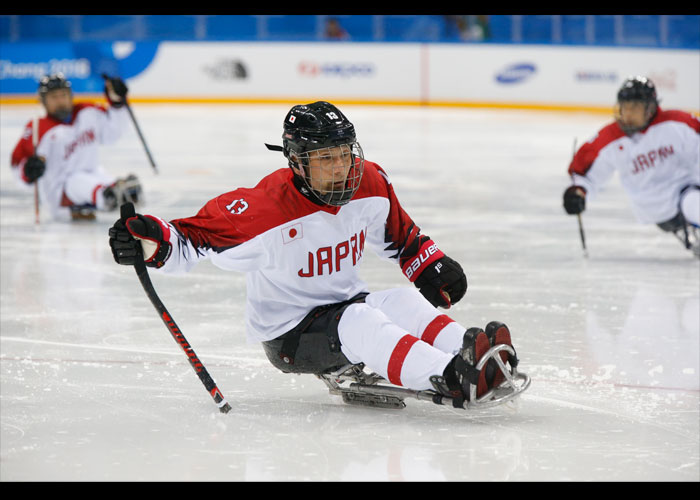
[109, 214, 171, 268]
[414, 255, 467, 309]
[102, 74, 129, 108]
[23, 155, 45, 183]
[563, 185, 586, 215]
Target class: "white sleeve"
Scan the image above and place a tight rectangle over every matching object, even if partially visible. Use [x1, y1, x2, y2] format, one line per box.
[681, 126, 700, 183]
[572, 145, 617, 198]
[157, 222, 269, 275]
[98, 106, 129, 145]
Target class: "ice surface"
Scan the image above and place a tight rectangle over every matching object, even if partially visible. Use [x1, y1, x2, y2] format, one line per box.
[1, 103, 698, 481]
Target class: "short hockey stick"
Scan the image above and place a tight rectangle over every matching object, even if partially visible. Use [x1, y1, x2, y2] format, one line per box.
[125, 103, 159, 174]
[32, 116, 40, 224]
[102, 73, 159, 174]
[569, 138, 588, 258]
[574, 200, 588, 258]
[120, 202, 231, 413]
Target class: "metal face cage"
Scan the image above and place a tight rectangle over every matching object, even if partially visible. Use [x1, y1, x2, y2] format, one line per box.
[294, 142, 365, 207]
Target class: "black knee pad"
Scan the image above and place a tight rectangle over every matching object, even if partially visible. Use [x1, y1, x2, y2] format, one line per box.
[658, 184, 700, 233]
[262, 293, 367, 374]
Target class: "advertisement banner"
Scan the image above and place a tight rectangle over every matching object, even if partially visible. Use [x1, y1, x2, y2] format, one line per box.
[0, 41, 160, 94]
[428, 44, 700, 110]
[125, 42, 422, 101]
[1, 41, 697, 112]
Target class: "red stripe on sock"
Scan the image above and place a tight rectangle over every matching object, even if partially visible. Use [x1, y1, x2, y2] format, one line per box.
[387, 334, 419, 386]
[92, 184, 104, 206]
[59, 191, 74, 207]
[421, 314, 454, 346]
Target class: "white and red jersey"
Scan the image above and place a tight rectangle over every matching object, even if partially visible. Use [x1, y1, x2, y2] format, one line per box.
[153, 162, 443, 344]
[569, 108, 700, 224]
[10, 102, 128, 215]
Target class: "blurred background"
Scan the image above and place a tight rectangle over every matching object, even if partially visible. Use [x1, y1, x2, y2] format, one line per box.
[1, 16, 699, 481]
[1, 15, 698, 113]
[2, 15, 698, 46]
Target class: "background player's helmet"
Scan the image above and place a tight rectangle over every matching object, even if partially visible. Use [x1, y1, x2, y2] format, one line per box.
[38, 73, 72, 99]
[38, 73, 73, 122]
[282, 101, 364, 206]
[615, 76, 658, 135]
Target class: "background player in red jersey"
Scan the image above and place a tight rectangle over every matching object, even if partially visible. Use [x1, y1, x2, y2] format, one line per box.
[563, 76, 700, 256]
[108, 101, 521, 409]
[10, 73, 142, 221]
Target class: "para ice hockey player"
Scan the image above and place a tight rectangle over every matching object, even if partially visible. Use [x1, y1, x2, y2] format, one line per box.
[108, 101, 522, 409]
[10, 73, 142, 221]
[563, 76, 700, 256]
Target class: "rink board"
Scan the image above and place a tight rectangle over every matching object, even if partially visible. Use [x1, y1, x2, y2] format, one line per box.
[1, 41, 698, 112]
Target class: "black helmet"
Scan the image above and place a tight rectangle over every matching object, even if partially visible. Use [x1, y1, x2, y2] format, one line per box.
[38, 73, 73, 122]
[276, 101, 364, 207]
[617, 76, 657, 105]
[616, 76, 658, 135]
[282, 101, 356, 158]
[38, 73, 72, 98]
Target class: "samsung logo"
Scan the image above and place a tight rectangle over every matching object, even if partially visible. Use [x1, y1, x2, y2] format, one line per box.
[495, 63, 537, 84]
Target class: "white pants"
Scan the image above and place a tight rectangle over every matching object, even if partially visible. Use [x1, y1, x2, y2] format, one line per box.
[63, 168, 117, 211]
[680, 187, 700, 227]
[337, 288, 468, 391]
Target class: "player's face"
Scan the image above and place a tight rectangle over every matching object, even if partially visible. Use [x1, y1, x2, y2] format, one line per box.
[43, 88, 73, 116]
[617, 101, 648, 129]
[305, 145, 354, 193]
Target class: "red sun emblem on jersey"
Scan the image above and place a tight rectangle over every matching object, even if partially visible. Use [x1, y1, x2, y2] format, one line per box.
[282, 223, 303, 244]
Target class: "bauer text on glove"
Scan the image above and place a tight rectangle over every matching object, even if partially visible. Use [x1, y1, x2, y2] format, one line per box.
[412, 252, 467, 309]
